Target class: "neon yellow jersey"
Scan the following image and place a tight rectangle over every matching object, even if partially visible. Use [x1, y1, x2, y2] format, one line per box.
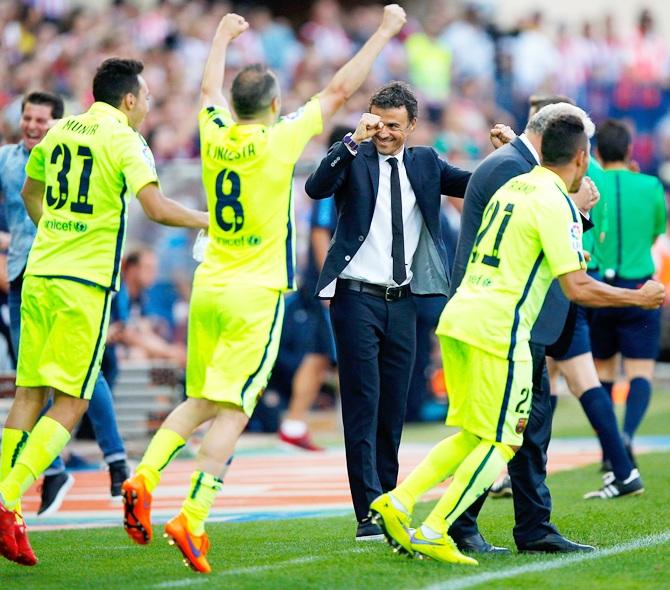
[438, 166, 586, 361]
[25, 102, 158, 290]
[195, 98, 323, 291]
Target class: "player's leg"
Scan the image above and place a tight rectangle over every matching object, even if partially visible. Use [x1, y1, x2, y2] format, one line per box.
[622, 358, 654, 452]
[1, 277, 108, 564]
[164, 286, 284, 573]
[558, 353, 632, 477]
[122, 396, 219, 546]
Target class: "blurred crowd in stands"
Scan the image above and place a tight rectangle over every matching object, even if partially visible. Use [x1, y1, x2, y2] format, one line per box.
[3, 0, 670, 175]
[2, 0, 670, 428]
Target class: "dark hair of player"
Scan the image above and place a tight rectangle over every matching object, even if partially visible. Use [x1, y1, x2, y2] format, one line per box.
[92, 58, 144, 107]
[541, 114, 588, 167]
[231, 64, 280, 120]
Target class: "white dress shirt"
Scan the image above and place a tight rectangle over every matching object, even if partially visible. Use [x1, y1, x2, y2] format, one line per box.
[339, 148, 423, 287]
[519, 133, 540, 165]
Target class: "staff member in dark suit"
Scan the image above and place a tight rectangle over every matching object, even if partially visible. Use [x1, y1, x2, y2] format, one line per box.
[305, 81, 470, 540]
[448, 98, 598, 554]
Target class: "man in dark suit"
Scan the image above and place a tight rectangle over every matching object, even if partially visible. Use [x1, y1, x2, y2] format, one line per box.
[305, 81, 470, 540]
[448, 98, 598, 554]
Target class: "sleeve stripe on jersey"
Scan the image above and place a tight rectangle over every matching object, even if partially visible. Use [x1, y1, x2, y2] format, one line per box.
[497, 251, 545, 440]
[205, 106, 227, 128]
[240, 292, 282, 401]
[285, 168, 296, 289]
[558, 187, 585, 265]
[79, 289, 111, 398]
[110, 182, 128, 290]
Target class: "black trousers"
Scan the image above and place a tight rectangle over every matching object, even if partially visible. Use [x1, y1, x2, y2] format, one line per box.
[449, 341, 558, 546]
[330, 288, 416, 522]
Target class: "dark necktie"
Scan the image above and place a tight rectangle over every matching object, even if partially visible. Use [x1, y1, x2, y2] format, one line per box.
[387, 157, 406, 285]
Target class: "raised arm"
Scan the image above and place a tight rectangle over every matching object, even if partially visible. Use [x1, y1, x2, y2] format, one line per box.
[316, 4, 406, 122]
[199, 13, 249, 110]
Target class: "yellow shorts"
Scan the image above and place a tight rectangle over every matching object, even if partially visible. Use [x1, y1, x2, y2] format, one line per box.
[16, 276, 111, 400]
[185, 284, 284, 416]
[440, 335, 532, 446]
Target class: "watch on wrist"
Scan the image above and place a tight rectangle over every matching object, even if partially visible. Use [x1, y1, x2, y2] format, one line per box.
[343, 132, 359, 154]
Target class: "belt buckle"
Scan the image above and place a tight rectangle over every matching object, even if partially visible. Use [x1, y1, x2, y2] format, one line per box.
[385, 286, 398, 301]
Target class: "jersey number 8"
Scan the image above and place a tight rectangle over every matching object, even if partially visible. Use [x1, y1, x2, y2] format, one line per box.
[46, 144, 94, 214]
[215, 168, 244, 232]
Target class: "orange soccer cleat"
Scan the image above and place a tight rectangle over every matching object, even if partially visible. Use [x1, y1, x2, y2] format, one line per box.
[164, 513, 212, 574]
[14, 515, 37, 566]
[122, 474, 153, 545]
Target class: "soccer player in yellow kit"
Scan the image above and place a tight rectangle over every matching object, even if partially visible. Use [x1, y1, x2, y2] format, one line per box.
[121, 7, 408, 574]
[0, 58, 209, 566]
[370, 114, 665, 565]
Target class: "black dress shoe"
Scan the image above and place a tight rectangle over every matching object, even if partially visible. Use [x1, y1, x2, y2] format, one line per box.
[455, 532, 511, 555]
[518, 532, 595, 554]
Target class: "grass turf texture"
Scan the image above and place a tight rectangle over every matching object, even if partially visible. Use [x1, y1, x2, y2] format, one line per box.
[1, 451, 667, 589]
[2, 392, 668, 588]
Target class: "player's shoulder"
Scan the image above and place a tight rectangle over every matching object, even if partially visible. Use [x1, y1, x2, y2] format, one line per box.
[631, 171, 664, 191]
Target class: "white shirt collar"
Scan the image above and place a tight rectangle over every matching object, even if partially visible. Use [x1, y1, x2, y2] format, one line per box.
[519, 133, 540, 165]
[378, 147, 406, 165]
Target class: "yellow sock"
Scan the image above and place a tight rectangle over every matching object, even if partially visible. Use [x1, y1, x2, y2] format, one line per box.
[423, 439, 515, 535]
[0, 427, 29, 515]
[182, 471, 222, 536]
[393, 431, 480, 513]
[0, 417, 70, 510]
[136, 428, 186, 493]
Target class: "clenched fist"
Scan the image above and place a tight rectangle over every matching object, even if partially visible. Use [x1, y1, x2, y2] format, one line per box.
[352, 113, 384, 143]
[378, 4, 406, 38]
[637, 280, 665, 309]
[218, 13, 249, 40]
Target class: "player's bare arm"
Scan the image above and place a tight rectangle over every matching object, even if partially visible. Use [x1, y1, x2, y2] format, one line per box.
[317, 4, 406, 121]
[21, 177, 45, 224]
[199, 13, 249, 110]
[559, 270, 664, 310]
[136, 182, 209, 229]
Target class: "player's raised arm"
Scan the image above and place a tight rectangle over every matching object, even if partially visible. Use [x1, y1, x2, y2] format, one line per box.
[199, 13, 249, 110]
[316, 4, 406, 122]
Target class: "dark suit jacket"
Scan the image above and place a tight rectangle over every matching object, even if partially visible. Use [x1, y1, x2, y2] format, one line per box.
[449, 136, 592, 347]
[305, 140, 471, 298]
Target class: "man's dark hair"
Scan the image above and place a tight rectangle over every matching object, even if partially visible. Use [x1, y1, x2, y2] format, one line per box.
[596, 119, 631, 163]
[541, 114, 588, 166]
[528, 94, 574, 116]
[92, 58, 144, 107]
[231, 64, 279, 119]
[22, 91, 64, 119]
[369, 81, 418, 122]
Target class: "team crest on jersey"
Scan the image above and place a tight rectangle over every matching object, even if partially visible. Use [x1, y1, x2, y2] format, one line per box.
[569, 222, 583, 252]
[515, 417, 528, 434]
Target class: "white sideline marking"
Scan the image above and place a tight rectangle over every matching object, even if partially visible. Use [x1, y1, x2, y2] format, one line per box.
[154, 547, 371, 588]
[420, 531, 670, 590]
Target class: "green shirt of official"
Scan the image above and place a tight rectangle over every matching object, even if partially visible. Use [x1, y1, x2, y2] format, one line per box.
[590, 165, 666, 280]
[583, 159, 604, 270]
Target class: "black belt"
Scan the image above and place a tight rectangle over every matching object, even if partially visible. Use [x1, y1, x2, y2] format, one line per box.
[338, 278, 411, 301]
